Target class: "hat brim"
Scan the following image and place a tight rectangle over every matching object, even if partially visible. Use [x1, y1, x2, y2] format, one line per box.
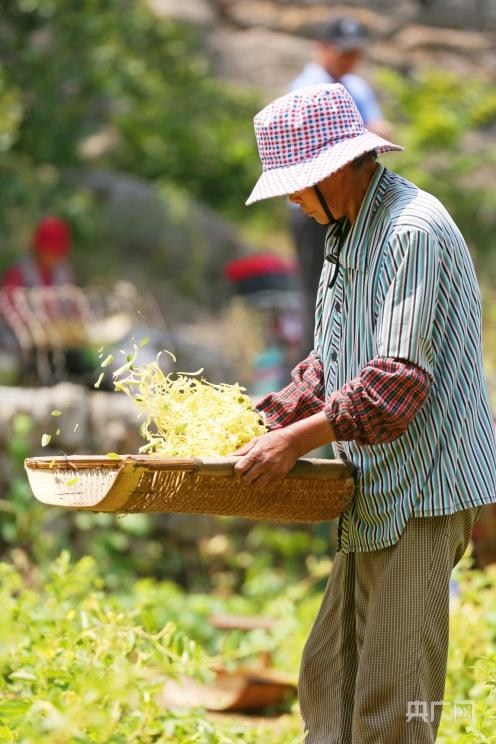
[246, 131, 403, 206]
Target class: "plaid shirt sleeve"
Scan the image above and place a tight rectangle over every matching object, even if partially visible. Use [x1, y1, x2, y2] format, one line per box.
[256, 355, 430, 445]
[324, 358, 431, 445]
[255, 351, 325, 430]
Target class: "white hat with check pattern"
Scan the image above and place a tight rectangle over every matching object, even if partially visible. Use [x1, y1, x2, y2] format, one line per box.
[246, 83, 403, 205]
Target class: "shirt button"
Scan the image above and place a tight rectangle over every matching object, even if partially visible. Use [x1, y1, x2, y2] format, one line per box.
[331, 350, 338, 362]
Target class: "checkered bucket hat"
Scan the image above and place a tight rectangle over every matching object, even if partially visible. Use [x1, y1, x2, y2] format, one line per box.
[246, 83, 403, 205]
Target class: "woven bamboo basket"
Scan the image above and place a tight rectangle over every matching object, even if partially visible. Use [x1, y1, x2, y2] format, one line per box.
[24, 455, 355, 523]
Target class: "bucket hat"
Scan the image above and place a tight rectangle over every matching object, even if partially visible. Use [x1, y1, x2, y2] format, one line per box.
[246, 83, 403, 205]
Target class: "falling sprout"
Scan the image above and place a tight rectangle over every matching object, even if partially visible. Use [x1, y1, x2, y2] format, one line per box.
[41, 434, 51, 447]
[105, 452, 120, 460]
[51, 410, 62, 417]
[66, 477, 80, 487]
[94, 373, 105, 389]
[101, 354, 114, 368]
[55, 428, 60, 436]
[48, 459, 56, 469]
[74, 423, 79, 432]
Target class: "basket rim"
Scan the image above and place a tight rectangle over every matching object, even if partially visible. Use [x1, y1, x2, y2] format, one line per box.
[24, 454, 356, 480]
[24, 455, 198, 471]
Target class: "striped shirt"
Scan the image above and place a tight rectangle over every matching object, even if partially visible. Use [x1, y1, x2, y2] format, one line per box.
[315, 164, 496, 552]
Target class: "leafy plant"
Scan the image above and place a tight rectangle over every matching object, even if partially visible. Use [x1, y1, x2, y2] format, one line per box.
[380, 69, 496, 277]
[0, 0, 265, 276]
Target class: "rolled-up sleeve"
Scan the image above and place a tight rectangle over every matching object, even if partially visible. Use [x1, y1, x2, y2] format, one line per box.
[324, 358, 431, 445]
[375, 230, 440, 379]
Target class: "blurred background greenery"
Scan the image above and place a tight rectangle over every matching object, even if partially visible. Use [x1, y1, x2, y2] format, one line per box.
[1, 0, 496, 741]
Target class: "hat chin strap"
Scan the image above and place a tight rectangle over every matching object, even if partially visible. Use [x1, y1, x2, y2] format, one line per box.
[313, 185, 350, 290]
[313, 185, 338, 224]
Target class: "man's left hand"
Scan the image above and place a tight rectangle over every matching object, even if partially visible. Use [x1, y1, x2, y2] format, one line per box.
[233, 428, 300, 490]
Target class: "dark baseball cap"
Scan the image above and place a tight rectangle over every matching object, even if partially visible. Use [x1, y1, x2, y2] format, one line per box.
[319, 17, 368, 50]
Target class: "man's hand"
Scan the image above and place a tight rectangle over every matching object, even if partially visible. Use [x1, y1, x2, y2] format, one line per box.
[234, 411, 336, 490]
[233, 428, 300, 490]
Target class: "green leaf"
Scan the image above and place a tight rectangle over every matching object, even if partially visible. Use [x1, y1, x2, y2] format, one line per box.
[50, 410, 62, 417]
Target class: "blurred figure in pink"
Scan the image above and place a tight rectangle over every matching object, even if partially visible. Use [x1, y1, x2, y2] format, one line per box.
[2, 216, 75, 290]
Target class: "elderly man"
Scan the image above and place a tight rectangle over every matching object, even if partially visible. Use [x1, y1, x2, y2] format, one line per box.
[236, 84, 496, 743]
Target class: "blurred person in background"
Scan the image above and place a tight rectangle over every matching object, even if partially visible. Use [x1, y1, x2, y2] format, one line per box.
[0, 216, 95, 385]
[2, 216, 75, 290]
[288, 17, 392, 356]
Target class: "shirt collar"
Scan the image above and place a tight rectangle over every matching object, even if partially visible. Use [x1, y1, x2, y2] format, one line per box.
[324, 164, 390, 273]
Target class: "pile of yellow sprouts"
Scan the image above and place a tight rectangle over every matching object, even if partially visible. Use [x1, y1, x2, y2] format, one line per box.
[113, 348, 267, 457]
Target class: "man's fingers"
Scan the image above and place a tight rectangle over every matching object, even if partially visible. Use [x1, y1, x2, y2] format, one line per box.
[233, 452, 260, 479]
[234, 438, 258, 456]
[238, 458, 268, 484]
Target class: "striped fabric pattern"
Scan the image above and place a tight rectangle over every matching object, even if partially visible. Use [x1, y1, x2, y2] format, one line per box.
[315, 164, 496, 552]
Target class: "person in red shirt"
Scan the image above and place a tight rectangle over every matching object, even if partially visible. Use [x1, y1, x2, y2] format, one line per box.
[2, 216, 75, 290]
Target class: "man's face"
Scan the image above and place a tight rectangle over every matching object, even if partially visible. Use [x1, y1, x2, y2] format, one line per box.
[289, 168, 348, 224]
[289, 187, 331, 224]
[319, 42, 362, 78]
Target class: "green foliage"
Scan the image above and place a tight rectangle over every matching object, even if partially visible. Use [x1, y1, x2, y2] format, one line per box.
[381, 69, 496, 275]
[0, 551, 303, 742]
[0, 415, 48, 553]
[0, 552, 212, 742]
[0, 0, 264, 273]
[1, 550, 496, 742]
[438, 561, 496, 742]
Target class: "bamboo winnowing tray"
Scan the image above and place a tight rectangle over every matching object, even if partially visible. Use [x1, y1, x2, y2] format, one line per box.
[24, 455, 355, 523]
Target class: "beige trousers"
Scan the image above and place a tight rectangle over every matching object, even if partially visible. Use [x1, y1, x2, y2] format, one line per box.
[298, 508, 481, 744]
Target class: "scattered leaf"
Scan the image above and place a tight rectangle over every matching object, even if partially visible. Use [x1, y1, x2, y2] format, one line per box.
[66, 477, 80, 487]
[51, 410, 62, 417]
[41, 434, 51, 447]
[105, 452, 120, 459]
